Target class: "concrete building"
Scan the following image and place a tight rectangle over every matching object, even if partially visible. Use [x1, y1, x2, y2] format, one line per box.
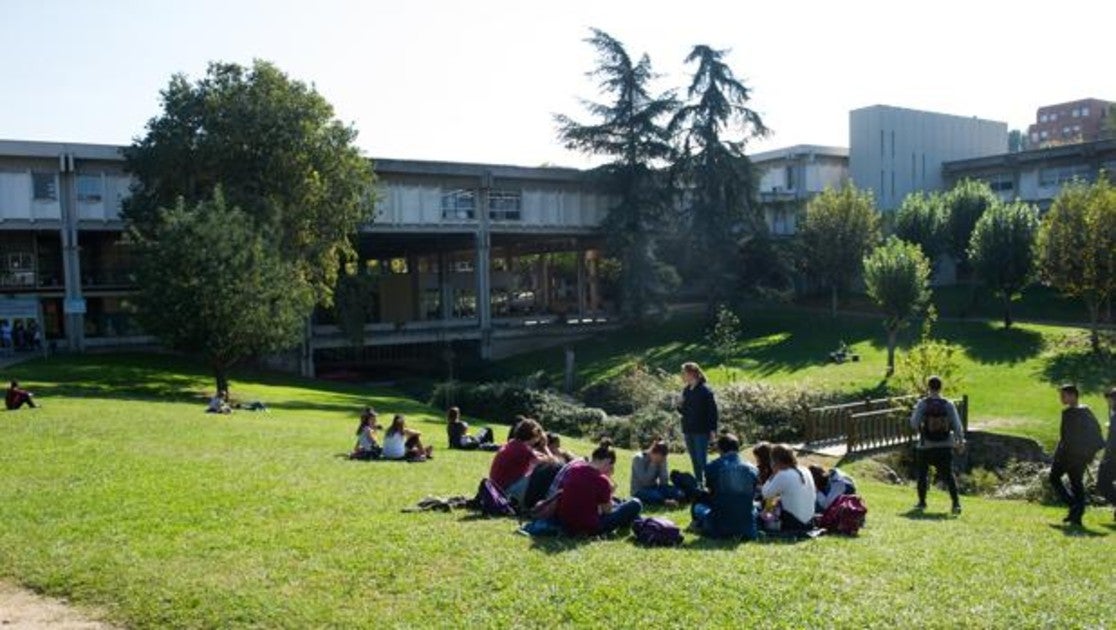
[1027, 98, 1114, 147]
[0, 139, 615, 372]
[750, 144, 848, 235]
[849, 105, 1008, 210]
[943, 138, 1116, 210]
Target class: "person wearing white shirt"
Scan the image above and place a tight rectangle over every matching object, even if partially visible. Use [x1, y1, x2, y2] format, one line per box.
[761, 444, 817, 531]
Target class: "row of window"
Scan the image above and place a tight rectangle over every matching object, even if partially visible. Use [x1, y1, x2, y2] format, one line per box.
[28, 173, 109, 204]
[1031, 125, 1085, 142]
[1039, 106, 1091, 124]
[441, 188, 522, 221]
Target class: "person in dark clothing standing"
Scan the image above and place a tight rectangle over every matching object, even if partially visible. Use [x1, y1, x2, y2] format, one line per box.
[679, 362, 718, 486]
[909, 376, 965, 514]
[1098, 387, 1116, 521]
[1050, 384, 1106, 527]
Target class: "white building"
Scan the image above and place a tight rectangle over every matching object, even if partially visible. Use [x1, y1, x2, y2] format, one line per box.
[849, 105, 1008, 210]
[750, 144, 848, 235]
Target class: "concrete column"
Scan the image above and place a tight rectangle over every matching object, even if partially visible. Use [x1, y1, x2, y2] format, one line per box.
[407, 254, 421, 321]
[58, 153, 85, 352]
[540, 254, 551, 312]
[588, 249, 600, 313]
[477, 171, 493, 359]
[576, 248, 587, 318]
[438, 252, 453, 321]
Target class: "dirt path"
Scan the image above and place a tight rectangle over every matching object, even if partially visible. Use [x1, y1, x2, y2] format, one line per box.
[0, 582, 113, 629]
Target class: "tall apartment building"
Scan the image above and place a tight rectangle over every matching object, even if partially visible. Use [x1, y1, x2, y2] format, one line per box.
[849, 105, 1008, 210]
[750, 144, 848, 235]
[1027, 98, 1114, 147]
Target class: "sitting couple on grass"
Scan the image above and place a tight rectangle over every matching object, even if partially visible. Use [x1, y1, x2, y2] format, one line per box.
[350, 407, 433, 462]
[691, 437, 851, 539]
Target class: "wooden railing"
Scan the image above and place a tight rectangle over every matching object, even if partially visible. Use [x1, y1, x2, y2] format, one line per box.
[806, 395, 969, 455]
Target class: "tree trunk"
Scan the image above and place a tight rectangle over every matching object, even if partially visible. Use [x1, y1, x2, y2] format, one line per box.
[1087, 299, 1101, 354]
[214, 363, 230, 396]
[1003, 294, 1013, 329]
[830, 285, 838, 318]
[886, 327, 897, 376]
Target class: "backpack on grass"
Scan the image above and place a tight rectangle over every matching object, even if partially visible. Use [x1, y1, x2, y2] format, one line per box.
[819, 494, 867, 536]
[632, 517, 683, 547]
[920, 398, 953, 442]
[471, 479, 516, 518]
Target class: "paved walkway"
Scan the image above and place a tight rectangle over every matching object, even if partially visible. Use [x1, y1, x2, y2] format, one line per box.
[0, 582, 113, 629]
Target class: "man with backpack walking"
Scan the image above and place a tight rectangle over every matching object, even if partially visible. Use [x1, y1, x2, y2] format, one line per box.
[909, 376, 965, 514]
[1050, 384, 1106, 527]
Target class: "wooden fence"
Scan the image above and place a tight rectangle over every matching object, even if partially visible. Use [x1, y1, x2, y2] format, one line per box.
[806, 395, 969, 455]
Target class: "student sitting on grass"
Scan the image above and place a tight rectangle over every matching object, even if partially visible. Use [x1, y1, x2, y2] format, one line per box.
[446, 406, 496, 451]
[690, 433, 758, 539]
[556, 438, 642, 536]
[630, 439, 684, 507]
[490, 418, 553, 505]
[809, 465, 857, 512]
[206, 389, 231, 414]
[350, 408, 383, 460]
[752, 442, 774, 485]
[546, 432, 577, 464]
[382, 415, 434, 462]
[5, 380, 37, 410]
[761, 445, 817, 533]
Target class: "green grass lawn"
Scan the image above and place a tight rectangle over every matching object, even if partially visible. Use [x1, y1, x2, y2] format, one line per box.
[0, 354, 1113, 627]
[496, 306, 1112, 449]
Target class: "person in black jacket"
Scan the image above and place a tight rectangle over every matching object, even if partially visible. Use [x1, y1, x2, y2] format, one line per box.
[1050, 384, 1106, 527]
[679, 362, 718, 486]
[1097, 387, 1116, 520]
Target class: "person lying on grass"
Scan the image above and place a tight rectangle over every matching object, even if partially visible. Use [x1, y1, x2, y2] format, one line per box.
[350, 408, 383, 460]
[630, 439, 684, 507]
[446, 406, 496, 451]
[809, 465, 857, 512]
[761, 445, 817, 533]
[5, 380, 36, 410]
[689, 433, 759, 540]
[489, 418, 555, 505]
[556, 438, 642, 537]
[382, 415, 433, 462]
[206, 390, 231, 415]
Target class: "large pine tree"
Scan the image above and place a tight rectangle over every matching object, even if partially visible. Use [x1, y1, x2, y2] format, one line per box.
[556, 29, 678, 321]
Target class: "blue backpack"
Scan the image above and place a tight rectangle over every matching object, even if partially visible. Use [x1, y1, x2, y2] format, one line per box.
[473, 479, 516, 517]
[632, 517, 683, 547]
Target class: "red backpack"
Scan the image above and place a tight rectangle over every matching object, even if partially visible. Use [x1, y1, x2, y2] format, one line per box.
[819, 495, 867, 536]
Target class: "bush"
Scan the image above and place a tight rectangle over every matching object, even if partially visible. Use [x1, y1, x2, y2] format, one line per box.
[429, 380, 607, 438]
[892, 338, 963, 396]
[598, 407, 685, 452]
[579, 364, 675, 416]
[716, 381, 839, 443]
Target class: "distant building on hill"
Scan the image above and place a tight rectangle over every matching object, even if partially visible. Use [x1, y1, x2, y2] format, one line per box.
[1026, 98, 1114, 147]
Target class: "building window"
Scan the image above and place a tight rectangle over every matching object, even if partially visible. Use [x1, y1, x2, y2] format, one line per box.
[488, 190, 522, 221]
[441, 188, 476, 220]
[1050, 112, 1057, 121]
[1072, 108, 1080, 118]
[1082, 106, 1090, 116]
[890, 170, 895, 198]
[1040, 130, 1049, 139]
[76, 175, 103, 204]
[879, 130, 885, 156]
[890, 131, 895, 158]
[1030, 132, 1040, 143]
[784, 165, 795, 190]
[0, 252, 35, 287]
[1062, 126, 1071, 137]
[1039, 164, 1093, 187]
[1073, 125, 1081, 133]
[32, 173, 56, 201]
[984, 174, 1014, 193]
[1039, 114, 1048, 123]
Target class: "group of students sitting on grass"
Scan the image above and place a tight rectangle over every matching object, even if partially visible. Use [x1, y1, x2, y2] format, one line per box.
[350, 407, 435, 462]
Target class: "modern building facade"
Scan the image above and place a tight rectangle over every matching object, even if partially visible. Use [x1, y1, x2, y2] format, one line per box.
[1027, 98, 1114, 147]
[849, 105, 1008, 210]
[942, 138, 1116, 210]
[750, 144, 848, 235]
[0, 139, 615, 372]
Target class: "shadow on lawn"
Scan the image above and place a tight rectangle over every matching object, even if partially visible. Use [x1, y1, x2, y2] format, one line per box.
[898, 509, 956, 521]
[941, 321, 1045, 365]
[1046, 523, 1108, 538]
[1039, 348, 1113, 391]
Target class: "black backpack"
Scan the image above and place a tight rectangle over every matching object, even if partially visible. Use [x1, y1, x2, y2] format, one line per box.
[920, 397, 953, 442]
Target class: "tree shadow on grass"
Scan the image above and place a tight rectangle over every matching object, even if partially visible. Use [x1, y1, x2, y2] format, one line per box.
[1046, 523, 1108, 538]
[941, 321, 1045, 365]
[1039, 348, 1113, 391]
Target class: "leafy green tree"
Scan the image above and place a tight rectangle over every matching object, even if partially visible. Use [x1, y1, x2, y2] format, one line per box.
[124, 60, 376, 304]
[1038, 178, 1116, 352]
[863, 237, 932, 374]
[332, 266, 379, 347]
[556, 29, 678, 322]
[894, 191, 948, 261]
[943, 179, 998, 275]
[968, 200, 1040, 328]
[670, 45, 768, 313]
[131, 193, 314, 393]
[706, 303, 743, 366]
[799, 183, 881, 316]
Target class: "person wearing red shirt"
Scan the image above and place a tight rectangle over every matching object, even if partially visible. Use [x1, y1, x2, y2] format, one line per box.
[557, 439, 642, 536]
[489, 418, 551, 505]
[5, 380, 36, 410]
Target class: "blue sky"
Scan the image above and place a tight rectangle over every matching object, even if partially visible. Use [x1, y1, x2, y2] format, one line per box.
[1, 0, 1112, 167]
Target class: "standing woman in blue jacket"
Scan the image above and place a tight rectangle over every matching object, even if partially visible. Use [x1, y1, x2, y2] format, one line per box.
[679, 362, 718, 486]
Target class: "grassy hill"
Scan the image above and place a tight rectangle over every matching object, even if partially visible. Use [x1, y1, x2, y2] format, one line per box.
[495, 306, 1112, 448]
[0, 354, 1112, 627]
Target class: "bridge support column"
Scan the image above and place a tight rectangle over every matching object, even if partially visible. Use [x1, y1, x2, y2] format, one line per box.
[576, 248, 587, 318]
